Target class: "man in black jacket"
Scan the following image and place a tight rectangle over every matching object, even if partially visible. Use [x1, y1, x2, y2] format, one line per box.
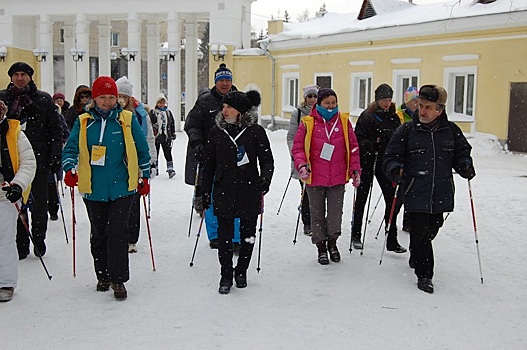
[384, 84, 475, 294]
[0, 62, 63, 259]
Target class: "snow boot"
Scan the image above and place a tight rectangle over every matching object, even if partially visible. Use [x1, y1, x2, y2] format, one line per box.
[327, 237, 341, 262]
[96, 281, 111, 292]
[387, 243, 407, 254]
[234, 267, 247, 288]
[111, 283, 127, 299]
[33, 239, 46, 258]
[303, 224, 313, 236]
[0, 287, 14, 302]
[219, 272, 233, 295]
[128, 243, 138, 253]
[352, 236, 363, 250]
[417, 278, 434, 294]
[316, 241, 330, 265]
[167, 161, 176, 178]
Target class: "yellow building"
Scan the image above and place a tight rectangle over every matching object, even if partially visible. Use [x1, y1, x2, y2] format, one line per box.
[225, 0, 527, 152]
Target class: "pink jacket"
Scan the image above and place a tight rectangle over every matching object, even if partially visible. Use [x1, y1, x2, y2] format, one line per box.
[292, 106, 361, 187]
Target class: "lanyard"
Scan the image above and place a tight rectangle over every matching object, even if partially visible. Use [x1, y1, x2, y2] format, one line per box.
[98, 118, 107, 145]
[223, 127, 247, 147]
[323, 118, 339, 141]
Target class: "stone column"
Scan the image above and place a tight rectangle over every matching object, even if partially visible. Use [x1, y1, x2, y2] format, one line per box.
[184, 18, 198, 122]
[75, 14, 90, 86]
[62, 23, 76, 102]
[37, 15, 54, 94]
[126, 13, 142, 99]
[167, 12, 182, 131]
[146, 21, 160, 106]
[97, 19, 112, 77]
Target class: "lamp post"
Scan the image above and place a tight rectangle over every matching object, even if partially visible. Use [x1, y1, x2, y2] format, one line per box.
[210, 44, 228, 61]
[160, 47, 178, 61]
[120, 47, 138, 61]
[69, 48, 86, 62]
[33, 48, 49, 62]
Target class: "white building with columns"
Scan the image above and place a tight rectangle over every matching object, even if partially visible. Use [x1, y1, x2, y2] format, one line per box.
[0, 0, 254, 129]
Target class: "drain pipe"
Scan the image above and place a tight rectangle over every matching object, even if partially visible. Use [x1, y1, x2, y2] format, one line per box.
[259, 40, 276, 129]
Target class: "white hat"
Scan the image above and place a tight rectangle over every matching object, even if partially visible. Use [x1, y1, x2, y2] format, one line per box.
[116, 76, 133, 97]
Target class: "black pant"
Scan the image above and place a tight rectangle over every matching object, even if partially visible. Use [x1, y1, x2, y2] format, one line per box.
[155, 142, 173, 163]
[47, 182, 59, 216]
[299, 180, 311, 226]
[351, 156, 402, 246]
[217, 216, 258, 278]
[409, 212, 444, 279]
[83, 195, 135, 283]
[16, 171, 49, 253]
[128, 193, 141, 244]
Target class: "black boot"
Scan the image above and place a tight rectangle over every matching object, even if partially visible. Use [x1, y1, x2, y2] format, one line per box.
[316, 241, 329, 265]
[219, 268, 233, 295]
[234, 267, 247, 288]
[327, 237, 341, 262]
[417, 278, 434, 294]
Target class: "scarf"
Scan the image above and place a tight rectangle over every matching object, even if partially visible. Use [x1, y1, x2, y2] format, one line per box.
[6, 82, 36, 121]
[316, 105, 339, 121]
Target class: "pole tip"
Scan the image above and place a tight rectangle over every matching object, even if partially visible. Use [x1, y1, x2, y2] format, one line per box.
[189, 263, 193, 267]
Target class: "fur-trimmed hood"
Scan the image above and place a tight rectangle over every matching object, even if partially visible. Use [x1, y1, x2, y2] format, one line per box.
[214, 109, 256, 130]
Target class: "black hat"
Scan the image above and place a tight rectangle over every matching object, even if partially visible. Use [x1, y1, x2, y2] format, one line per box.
[214, 63, 233, 83]
[222, 90, 261, 115]
[375, 83, 393, 101]
[8, 62, 34, 78]
[418, 84, 448, 105]
[317, 88, 338, 105]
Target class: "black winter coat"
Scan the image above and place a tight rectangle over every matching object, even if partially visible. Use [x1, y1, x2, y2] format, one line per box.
[0, 81, 63, 173]
[202, 112, 274, 219]
[383, 113, 473, 214]
[355, 103, 400, 169]
[183, 85, 237, 185]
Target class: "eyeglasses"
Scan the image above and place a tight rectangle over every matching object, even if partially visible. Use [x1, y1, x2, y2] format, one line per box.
[79, 94, 91, 99]
[306, 94, 317, 99]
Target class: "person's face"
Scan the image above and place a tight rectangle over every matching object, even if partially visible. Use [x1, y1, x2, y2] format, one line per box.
[319, 95, 337, 109]
[95, 95, 117, 111]
[305, 93, 317, 107]
[378, 98, 392, 111]
[11, 72, 31, 89]
[222, 103, 240, 119]
[406, 99, 418, 112]
[54, 98, 65, 108]
[418, 99, 442, 124]
[157, 99, 167, 108]
[118, 94, 130, 108]
[216, 79, 232, 95]
[79, 92, 91, 105]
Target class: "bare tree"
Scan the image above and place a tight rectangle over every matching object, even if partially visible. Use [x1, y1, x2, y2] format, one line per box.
[297, 8, 310, 22]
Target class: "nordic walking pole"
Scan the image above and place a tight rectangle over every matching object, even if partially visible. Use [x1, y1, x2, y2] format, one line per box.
[374, 218, 385, 239]
[256, 193, 264, 273]
[380, 181, 400, 265]
[70, 185, 76, 277]
[468, 180, 484, 283]
[360, 151, 378, 256]
[14, 202, 52, 280]
[54, 174, 69, 244]
[367, 193, 383, 224]
[188, 162, 200, 237]
[142, 194, 156, 271]
[277, 169, 293, 215]
[189, 212, 206, 267]
[348, 187, 357, 253]
[292, 183, 306, 245]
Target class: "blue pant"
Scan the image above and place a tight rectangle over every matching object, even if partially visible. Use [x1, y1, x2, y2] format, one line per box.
[205, 193, 240, 243]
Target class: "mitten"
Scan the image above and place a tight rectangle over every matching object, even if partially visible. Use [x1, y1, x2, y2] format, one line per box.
[2, 183, 23, 203]
[459, 163, 476, 180]
[258, 177, 270, 195]
[64, 170, 78, 187]
[138, 178, 150, 196]
[391, 168, 403, 185]
[298, 165, 310, 180]
[193, 144, 205, 161]
[351, 171, 361, 188]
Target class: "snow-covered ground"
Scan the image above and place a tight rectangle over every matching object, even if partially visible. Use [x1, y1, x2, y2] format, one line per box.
[2, 128, 526, 349]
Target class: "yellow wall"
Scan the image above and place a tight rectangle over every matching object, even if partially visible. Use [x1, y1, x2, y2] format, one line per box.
[0, 47, 42, 89]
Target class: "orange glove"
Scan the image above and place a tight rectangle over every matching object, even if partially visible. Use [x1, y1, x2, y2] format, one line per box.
[138, 178, 150, 196]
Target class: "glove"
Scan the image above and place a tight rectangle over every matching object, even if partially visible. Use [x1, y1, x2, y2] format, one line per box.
[49, 157, 61, 173]
[64, 170, 78, 187]
[150, 162, 158, 179]
[459, 163, 476, 180]
[138, 178, 150, 196]
[2, 183, 23, 203]
[201, 193, 211, 210]
[391, 168, 403, 185]
[193, 144, 206, 161]
[171, 133, 177, 141]
[351, 171, 361, 188]
[298, 165, 310, 180]
[257, 177, 270, 195]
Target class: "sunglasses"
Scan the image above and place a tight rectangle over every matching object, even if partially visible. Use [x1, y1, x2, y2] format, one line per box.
[79, 94, 91, 99]
[306, 94, 317, 99]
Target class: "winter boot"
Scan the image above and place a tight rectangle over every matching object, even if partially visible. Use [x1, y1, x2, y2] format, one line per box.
[234, 267, 247, 288]
[128, 243, 138, 253]
[219, 271, 233, 295]
[352, 236, 363, 250]
[33, 239, 46, 258]
[0, 287, 14, 302]
[303, 224, 313, 236]
[387, 243, 407, 254]
[167, 161, 176, 178]
[316, 241, 330, 265]
[96, 280, 111, 292]
[386, 227, 407, 253]
[327, 237, 341, 262]
[111, 283, 128, 299]
[417, 278, 434, 294]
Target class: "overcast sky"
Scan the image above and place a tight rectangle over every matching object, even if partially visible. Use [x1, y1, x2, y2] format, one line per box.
[250, 0, 444, 33]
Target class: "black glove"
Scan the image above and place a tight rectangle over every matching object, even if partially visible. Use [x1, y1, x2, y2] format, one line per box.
[49, 156, 61, 173]
[459, 163, 476, 180]
[193, 144, 206, 162]
[257, 177, 270, 195]
[201, 193, 211, 210]
[2, 183, 23, 203]
[391, 167, 403, 185]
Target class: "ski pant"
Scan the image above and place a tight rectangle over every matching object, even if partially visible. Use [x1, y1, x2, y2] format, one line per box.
[0, 199, 18, 288]
[351, 159, 402, 246]
[128, 193, 141, 244]
[217, 215, 257, 278]
[409, 212, 444, 279]
[306, 184, 345, 244]
[83, 195, 135, 283]
[16, 171, 49, 254]
[155, 142, 173, 163]
[205, 184, 240, 243]
[47, 182, 59, 217]
[299, 180, 311, 226]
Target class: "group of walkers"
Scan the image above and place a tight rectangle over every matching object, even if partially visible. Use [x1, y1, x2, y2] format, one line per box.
[0, 60, 476, 302]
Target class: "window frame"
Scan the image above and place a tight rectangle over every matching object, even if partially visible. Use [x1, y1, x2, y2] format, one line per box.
[444, 66, 477, 122]
[281, 72, 300, 115]
[393, 69, 419, 106]
[350, 72, 373, 117]
[314, 72, 333, 89]
[111, 32, 120, 47]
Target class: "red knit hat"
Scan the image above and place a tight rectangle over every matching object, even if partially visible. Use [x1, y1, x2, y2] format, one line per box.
[91, 76, 118, 99]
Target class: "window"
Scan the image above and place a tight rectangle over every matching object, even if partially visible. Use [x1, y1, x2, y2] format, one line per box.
[59, 28, 65, 44]
[315, 73, 332, 89]
[350, 73, 373, 116]
[111, 32, 120, 47]
[393, 70, 419, 105]
[282, 73, 299, 113]
[444, 66, 477, 122]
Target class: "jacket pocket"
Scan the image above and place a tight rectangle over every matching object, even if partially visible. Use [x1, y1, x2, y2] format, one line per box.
[404, 177, 415, 196]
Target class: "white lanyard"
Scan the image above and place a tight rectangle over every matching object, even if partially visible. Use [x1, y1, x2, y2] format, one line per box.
[324, 118, 339, 141]
[98, 118, 107, 145]
[223, 127, 247, 147]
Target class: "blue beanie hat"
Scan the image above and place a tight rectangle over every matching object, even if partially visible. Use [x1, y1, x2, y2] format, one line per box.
[214, 63, 233, 83]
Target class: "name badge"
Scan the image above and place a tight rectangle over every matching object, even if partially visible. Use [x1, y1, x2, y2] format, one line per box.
[237, 145, 250, 166]
[320, 143, 335, 161]
[91, 145, 107, 166]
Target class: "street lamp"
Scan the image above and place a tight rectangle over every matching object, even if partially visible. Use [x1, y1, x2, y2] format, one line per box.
[33, 48, 49, 62]
[197, 50, 204, 60]
[0, 47, 7, 62]
[69, 47, 86, 62]
[120, 47, 138, 61]
[210, 44, 228, 61]
[160, 47, 178, 61]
